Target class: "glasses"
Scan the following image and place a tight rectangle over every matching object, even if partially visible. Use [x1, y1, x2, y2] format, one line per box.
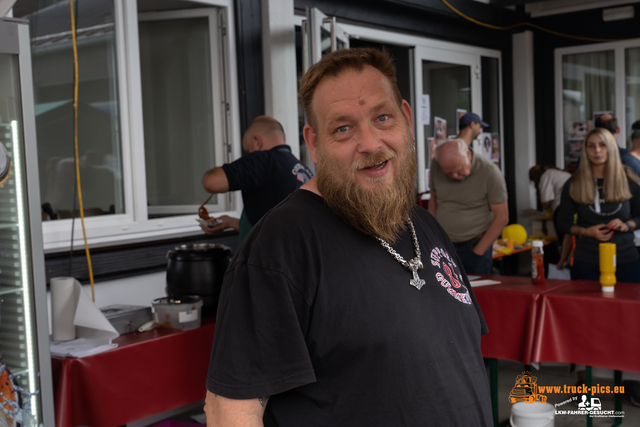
[198, 194, 213, 221]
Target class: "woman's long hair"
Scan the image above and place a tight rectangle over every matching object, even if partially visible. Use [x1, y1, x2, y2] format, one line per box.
[569, 128, 633, 204]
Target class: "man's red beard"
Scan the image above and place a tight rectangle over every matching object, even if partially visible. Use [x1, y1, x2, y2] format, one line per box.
[316, 131, 417, 243]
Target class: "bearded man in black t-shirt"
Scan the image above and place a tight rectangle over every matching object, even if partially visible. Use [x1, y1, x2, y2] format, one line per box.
[204, 48, 493, 427]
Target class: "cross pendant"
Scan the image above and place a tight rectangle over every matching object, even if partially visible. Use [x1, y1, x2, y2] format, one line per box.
[409, 265, 426, 290]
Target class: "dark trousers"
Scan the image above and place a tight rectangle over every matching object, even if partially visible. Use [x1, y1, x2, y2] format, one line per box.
[571, 259, 640, 283]
[453, 238, 493, 275]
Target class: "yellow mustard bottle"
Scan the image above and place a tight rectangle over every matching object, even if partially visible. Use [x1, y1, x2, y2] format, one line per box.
[599, 242, 616, 292]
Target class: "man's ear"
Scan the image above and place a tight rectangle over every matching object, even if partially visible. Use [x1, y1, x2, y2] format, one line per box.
[303, 124, 319, 165]
[401, 100, 413, 136]
[254, 135, 263, 151]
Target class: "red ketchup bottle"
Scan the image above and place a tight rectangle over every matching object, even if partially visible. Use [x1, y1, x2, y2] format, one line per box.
[531, 240, 545, 284]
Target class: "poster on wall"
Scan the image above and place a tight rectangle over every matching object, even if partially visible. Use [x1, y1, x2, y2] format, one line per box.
[427, 137, 436, 162]
[456, 109, 466, 135]
[571, 121, 590, 138]
[434, 116, 447, 144]
[566, 137, 584, 173]
[419, 94, 431, 125]
[481, 132, 492, 160]
[491, 132, 500, 166]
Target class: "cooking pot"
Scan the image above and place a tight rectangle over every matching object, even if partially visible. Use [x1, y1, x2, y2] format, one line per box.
[166, 243, 232, 316]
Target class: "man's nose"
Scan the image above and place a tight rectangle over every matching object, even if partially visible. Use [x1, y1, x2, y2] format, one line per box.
[356, 125, 383, 154]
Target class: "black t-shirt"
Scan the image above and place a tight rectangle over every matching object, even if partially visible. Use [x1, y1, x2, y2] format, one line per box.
[207, 190, 492, 426]
[557, 178, 640, 265]
[221, 145, 313, 225]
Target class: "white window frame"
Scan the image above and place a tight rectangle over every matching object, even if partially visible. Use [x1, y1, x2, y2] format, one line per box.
[554, 38, 640, 169]
[41, 0, 242, 253]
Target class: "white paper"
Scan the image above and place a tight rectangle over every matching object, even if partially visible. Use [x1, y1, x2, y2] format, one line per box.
[50, 338, 118, 358]
[419, 94, 430, 125]
[49, 277, 119, 356]
[469, 279, 501, 287]
[548, 264, 571, 280]
[467, 275, 481, 281]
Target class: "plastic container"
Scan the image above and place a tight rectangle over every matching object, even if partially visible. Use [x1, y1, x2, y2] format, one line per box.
[100, 304, 152, 334]
[510, 401, 554, 427]
[531, 240, 545, 284]
[152, 296, 203, 331]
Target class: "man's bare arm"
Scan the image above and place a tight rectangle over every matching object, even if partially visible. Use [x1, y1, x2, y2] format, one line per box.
[472, 201, 509, 256]
[427, 190, 437, 217]
[202, 167, 230, 193]
[204, 390, 268, 427]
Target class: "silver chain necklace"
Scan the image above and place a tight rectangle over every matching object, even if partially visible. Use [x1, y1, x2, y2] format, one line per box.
[375, 218, 425, 290]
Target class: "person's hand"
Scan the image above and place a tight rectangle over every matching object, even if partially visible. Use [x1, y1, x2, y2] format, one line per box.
[606, 218, 629, 232]
[200, 215, 239, 235]
[584, 224, 614, 241]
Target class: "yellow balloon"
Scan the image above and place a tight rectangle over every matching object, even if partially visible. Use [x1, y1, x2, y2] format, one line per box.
[502, 224, 528, 246]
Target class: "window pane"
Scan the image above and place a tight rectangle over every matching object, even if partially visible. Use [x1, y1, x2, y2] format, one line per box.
[421, 60, 471, 169]
[626, 47, 640, 149]
[561, 50, 614, 172]
[139, 18, 219, 216]
[15, 0, 124, 220]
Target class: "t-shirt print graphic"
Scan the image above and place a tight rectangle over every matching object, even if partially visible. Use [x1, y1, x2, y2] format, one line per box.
[430, 247, 472, 304]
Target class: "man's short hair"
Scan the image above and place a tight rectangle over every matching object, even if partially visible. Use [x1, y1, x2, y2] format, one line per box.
[299, 47, 403, 131]
[632, 129, 640, 140]
[434, 139, 469, 164]
[595, 114, 617, 135]
[248, 115, 285, 141]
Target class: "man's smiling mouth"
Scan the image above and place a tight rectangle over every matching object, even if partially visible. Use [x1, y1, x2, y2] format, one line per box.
[364, 160, 388, 170]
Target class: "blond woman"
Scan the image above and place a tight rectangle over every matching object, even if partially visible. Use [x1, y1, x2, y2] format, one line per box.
[556, 128, 640, 282]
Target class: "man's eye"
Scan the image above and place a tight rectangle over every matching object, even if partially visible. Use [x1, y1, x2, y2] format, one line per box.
[337, 125, 348, 133]
[379, 114, 388, 122]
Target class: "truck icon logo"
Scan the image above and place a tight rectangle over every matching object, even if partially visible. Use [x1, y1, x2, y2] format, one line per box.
[508, 371, 547, 404]
[578, 395, 602, 412]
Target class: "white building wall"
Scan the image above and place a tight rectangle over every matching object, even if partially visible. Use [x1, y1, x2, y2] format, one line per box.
[261, 0, 299, 158]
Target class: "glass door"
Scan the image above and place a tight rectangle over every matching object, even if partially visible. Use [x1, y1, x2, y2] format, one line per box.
[0, 19, 54, 426]
[413, 47, 480, 193]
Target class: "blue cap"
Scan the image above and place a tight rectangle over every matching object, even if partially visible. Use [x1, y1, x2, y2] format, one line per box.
[459, 112, 489, 128]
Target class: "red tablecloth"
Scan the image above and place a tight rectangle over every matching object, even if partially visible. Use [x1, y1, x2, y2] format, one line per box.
[51, 317, 216, 427]
[533, 281, 640, 373]
[473, 275, 572, 363]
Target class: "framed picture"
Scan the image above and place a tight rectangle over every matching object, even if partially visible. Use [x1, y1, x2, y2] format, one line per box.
[456, 109, 466, 135]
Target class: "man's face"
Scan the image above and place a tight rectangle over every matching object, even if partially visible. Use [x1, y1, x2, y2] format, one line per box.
[302, 66, 416, 242]
[439, 149, 472, 181]
[304, 66, 413, 192]
[471, 122, 483, 139]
